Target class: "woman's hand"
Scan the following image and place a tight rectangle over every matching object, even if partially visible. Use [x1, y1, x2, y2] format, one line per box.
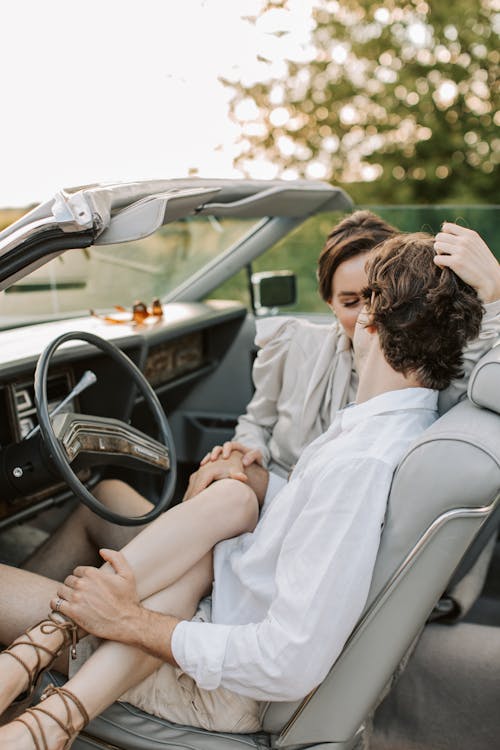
[434, 223, 500, 303]
[200, 441, 264, 469]
[183, 451, 248, 501]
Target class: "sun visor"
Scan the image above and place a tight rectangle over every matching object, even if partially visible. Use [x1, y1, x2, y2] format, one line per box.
[95, 188, 221, 244]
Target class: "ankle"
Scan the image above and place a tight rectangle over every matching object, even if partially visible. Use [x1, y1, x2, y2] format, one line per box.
[46, 613, 80, 659]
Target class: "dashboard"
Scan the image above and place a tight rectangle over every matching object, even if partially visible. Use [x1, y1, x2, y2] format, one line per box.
[0, 299, 247, 528]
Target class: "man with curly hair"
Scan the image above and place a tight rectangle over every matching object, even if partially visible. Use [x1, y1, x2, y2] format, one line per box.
[0, 232, 486, 745]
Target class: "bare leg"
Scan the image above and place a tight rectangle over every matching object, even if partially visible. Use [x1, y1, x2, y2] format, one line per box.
[0, 478, 256, 711]
[23, 480, 154, 580]
[0, 566, 62, 710]
[100, 477, 258, 601]
[0, 554, 213, 749]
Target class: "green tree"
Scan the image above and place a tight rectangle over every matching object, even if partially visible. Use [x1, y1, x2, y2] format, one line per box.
[226, 0, 499, 203]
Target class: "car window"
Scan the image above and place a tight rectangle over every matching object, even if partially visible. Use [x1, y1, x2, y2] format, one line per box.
[0, 215, 259, 327]
[207, 205, 500, 314]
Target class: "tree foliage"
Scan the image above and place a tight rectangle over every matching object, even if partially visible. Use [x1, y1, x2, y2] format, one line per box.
[226, 0, 499, 203]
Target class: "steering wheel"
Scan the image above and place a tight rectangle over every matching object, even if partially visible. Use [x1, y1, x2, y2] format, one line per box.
[34, 331, 177, 526]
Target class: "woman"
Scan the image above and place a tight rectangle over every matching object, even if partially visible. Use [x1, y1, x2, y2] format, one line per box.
[201, 215, 500, 480]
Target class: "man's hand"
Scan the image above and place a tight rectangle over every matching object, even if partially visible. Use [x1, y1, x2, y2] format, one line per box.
[434, 223, 500, 303]
[50, 549, 142, 642]
[200, 441, 264, 469]
[183, 451, 248, 501]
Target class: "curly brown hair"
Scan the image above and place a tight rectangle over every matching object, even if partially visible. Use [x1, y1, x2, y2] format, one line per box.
[364, 233, 483, 390]
[317, 210, 398, 302]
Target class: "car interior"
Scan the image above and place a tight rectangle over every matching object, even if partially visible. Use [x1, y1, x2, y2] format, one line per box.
[0, 180, 499, 749]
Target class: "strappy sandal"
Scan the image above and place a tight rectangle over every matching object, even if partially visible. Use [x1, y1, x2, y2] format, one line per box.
[0, 614, 78, 724]
[14, 684, 89, 750]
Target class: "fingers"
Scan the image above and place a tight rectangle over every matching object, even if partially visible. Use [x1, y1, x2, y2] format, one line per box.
[433, 253, 454, 268]
[440, 222, 467, 237]
[200, 441, 254, 465]
[200, 445, 224, 465]
[50, 582, 78, 612]
[201, 447, 219, 465]
[99, 548, 133, 578]
[440, 222, 479, 238]
[434, 233, 457, 253]
[221, 442, 233, 459]
[50, 595, 67, 614]
[72, 565, 99, 579]
[63, 574, 81, 589]
[242, 449, 263, 467]
[228, 470, 248, 483]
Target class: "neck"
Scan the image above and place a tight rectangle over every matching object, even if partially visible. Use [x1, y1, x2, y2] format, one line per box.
[355, 338, 422, 404]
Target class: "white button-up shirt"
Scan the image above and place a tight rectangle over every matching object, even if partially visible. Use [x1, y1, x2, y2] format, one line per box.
[172, 387, 438, 701]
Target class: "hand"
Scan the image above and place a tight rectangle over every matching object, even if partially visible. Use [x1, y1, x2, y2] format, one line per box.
[434, 223, 500, 303]
[50, 549, 142, 642]
[200, 441, 264, 469]
[183, 452, 248, 501]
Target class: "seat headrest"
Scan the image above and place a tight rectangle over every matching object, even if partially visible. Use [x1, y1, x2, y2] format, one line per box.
[468, 345, 500, 414]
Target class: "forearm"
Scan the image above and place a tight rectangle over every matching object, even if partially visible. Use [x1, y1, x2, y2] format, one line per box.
[114, 604, 181, 666]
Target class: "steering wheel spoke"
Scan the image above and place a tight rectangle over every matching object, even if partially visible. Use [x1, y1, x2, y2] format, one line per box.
[52, 412, 171, 472]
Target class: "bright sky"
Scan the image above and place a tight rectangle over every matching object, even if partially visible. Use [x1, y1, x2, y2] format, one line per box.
[1, 0, 313, 207]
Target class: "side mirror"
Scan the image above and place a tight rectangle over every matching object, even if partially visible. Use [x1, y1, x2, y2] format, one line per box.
[251, 270, 297, 314]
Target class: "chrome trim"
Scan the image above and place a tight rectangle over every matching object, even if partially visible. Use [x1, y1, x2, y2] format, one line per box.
[365, 497, 500, 622]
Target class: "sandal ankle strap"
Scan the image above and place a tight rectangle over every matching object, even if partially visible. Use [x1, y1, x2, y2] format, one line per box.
[15, 684, 89, 750]
[1, 616, 80, 705]
[40, 684, 90, 728]
[45, 612, 79, 660]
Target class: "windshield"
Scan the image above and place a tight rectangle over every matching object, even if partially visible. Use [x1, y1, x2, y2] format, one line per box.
[0, 215, 259, 328]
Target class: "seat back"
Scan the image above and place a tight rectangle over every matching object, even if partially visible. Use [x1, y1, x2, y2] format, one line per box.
[263, 347, 500, 748]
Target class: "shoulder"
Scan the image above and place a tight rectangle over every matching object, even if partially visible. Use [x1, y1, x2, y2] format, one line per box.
[255, 315, 342, 350]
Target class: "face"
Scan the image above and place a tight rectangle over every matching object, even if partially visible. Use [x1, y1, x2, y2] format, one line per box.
[328, 253, 369, 340]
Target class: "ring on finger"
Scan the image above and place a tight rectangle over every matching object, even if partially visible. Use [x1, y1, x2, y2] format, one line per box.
[54, 597, 64, 613]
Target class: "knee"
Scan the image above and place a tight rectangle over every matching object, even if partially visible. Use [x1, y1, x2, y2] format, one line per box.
[218, 478, 259, 532]
[92, 479, 133, 508]
[93, 479, 127, 503]
[92, 479, 153, 516]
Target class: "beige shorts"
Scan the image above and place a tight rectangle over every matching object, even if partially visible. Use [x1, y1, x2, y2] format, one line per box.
[119, 660, 262, 733]
[69, 612, 262, 734]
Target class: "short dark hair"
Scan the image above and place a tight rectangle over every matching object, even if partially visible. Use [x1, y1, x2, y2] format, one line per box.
[364, 233, 483, 390]
[317, 210, 398, 302]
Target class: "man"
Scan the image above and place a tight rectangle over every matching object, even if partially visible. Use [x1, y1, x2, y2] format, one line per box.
[0, 233, 486, 746]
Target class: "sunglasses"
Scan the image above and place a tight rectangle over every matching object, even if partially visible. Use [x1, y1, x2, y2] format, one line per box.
[91, 298, 163, 325]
